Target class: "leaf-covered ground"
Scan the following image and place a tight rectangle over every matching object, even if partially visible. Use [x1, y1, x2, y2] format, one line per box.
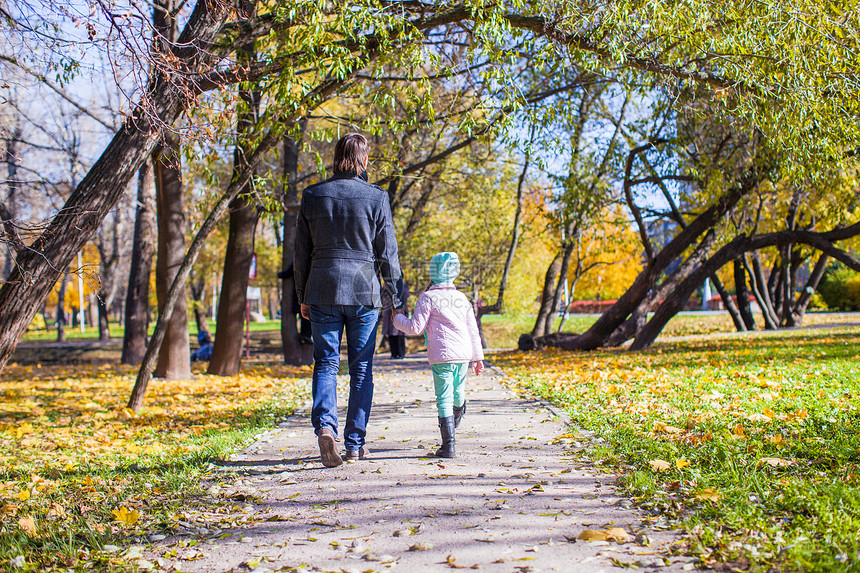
[0, 362, 310, 571]
[492, 327, 860, 572]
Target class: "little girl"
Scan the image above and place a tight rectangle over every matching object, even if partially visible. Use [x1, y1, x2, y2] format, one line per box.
[394, 252, 484, 458]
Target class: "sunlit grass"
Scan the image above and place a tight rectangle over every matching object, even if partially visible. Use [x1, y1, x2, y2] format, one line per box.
[0, 362, 311, 571]
[492, 327, 860, 571]
[481, 311, 860, 349]
[21, 320, 285, 342]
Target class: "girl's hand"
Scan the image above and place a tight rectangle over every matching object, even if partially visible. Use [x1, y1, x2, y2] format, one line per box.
[473, 360, 484, 375]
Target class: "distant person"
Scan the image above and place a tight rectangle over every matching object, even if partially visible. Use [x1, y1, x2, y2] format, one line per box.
[191, 331, 213, 362]
[381, 280, 410, 358]
[294, 132, 404, 467]
[394, 252, 484, 458]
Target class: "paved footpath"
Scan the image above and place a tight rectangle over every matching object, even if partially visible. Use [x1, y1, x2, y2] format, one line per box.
[148, 355, 693, 573]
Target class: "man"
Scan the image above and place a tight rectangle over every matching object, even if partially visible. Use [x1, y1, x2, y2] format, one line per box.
[294, 133, 403, 467]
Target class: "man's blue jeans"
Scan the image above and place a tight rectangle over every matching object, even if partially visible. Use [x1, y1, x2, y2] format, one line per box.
[309, 304, 379, 452]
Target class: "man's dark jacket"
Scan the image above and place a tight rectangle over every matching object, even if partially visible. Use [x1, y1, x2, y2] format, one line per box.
[294, 172, 403, 309]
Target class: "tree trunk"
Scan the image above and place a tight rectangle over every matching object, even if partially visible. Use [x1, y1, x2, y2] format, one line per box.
[122, 159, 157, 364]
[561, 181, 751, 351]
[98, 294, 110, 340]
[631, 225, 860, 350]
[0, 0, 231, 371]
[604, 229, 718, 347]
[153, 142, 191, 379]
[207, 196, 258, 375]
[746, 252, 780, 329]
[632, 236, 750, 350]
[280, 127, 313, 365]
[544, 242, 573, 335]
[57, 269, 69, 342]
[711, 272, 746, 332]
[733, 257, 756, 330]
[128, 128, 282, 410]
[790, 252, 829, 325]
[532, 252, 563, 337]
[2, 121, 21, 279]
[208, 0, 261, 376]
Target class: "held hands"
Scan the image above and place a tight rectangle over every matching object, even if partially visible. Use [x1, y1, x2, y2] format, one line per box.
[300, 304, 310, 320]
[395, 306, 407, 316]
[473, 360, 484, 376]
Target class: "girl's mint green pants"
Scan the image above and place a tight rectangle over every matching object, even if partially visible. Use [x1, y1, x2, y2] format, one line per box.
[431, 362, 468, 417]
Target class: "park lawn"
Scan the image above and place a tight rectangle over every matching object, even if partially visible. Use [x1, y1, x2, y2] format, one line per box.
[492, 327, 860, 572]
[0, 362, 311, 572]
[481, 311, 860, 349]
[20, 320, 284, 342]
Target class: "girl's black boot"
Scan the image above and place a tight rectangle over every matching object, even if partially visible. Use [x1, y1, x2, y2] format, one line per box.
[435, 416, 456, 458]
[453, 402, 467, 428]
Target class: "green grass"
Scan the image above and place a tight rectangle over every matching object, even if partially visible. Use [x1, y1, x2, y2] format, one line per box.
[21, 320, 284, 342]
[493, 327, 860, 571]
[481, 311, 860, 349]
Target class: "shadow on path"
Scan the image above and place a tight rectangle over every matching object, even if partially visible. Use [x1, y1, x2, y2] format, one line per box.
[148, 357, 692, 572]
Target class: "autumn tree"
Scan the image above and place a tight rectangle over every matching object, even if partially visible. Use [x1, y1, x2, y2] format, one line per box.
[2, 0, 859, 375]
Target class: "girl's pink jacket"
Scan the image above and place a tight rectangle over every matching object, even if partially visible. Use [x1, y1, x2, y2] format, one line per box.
[393, 284, 484, 365]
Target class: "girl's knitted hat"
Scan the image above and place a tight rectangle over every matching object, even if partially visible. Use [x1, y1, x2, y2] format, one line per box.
[430, 252, 460, 285]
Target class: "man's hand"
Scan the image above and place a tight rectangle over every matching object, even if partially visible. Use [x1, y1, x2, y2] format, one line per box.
[395, 306, 406, 316]
[300, 304, 310, 320]
[473, 360, 484, 376]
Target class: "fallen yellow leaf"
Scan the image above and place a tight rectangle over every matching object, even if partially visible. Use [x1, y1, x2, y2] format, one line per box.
[675, 458, 691, 470]
[747, 413, 772, 423]
[605, 527, 630, 542]
[578, 529, 610, 541]
[111, 506, 140, 526]
[17, 490, 30, 502]
[693, 488, 720, 502]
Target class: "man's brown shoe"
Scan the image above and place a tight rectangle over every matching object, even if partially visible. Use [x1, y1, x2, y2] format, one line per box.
[344, 446, 368, 462]
[318, 428, 343, 467]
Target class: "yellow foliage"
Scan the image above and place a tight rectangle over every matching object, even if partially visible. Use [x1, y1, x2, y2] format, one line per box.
[570, 206, 643, 301]
[0, 363, 310, 472]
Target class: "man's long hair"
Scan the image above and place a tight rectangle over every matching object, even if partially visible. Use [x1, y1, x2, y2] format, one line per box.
[333, 133, 370, 175]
